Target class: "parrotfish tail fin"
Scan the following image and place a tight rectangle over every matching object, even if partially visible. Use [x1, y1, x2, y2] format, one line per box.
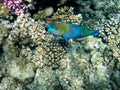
[92, 30, 99, 36]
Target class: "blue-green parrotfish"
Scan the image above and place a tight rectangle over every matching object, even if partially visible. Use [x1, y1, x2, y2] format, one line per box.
[45, 22, 99, 41]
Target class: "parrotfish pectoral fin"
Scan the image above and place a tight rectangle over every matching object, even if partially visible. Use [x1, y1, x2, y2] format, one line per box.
[92, 30, 99, 36]
[65, 38, 68, 42]
[63, 35, 68, 42]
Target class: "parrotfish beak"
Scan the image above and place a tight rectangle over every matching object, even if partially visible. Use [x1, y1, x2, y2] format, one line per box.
[45, 26, 48, 31]
[45, 24, 49, 31]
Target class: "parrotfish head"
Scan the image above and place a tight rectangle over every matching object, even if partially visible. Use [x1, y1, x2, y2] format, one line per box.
[45, 23, 61, 36]
[45, 23, 56, 32]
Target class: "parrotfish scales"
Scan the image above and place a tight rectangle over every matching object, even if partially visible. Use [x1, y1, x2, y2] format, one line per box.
[45, 22, 99, 41]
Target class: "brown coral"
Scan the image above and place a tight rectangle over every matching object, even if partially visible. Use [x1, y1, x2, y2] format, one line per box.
[99, 16, 120, 61]
[0, 23, 9, 46]
[48, 6, 82, 24]
[7, 13, 67, 69]
[0, 4, 9, 18]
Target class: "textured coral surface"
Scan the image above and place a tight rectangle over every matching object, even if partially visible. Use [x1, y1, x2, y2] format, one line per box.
[0, 0, 120, 90]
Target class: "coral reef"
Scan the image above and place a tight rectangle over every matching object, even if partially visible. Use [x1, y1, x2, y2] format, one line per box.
[33, 7, 54, 20]
[0, 0, 120, 90]
[78, 0, 120, 20]
[7, 59, 35, 82]
[0, 77, 23, 90]
[0, 4, 9, 18]
[0, 23, 9, 46]
[33, 6, 82, 24]
[3, 0, 26, 15]
[48, 6, 82, 24]
[4, 13, 67, 69]
[27, 67, 57, 90]
[99, 15, 120, 61]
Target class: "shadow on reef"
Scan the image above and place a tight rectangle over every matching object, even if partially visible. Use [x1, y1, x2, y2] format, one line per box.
[0, 46, 3, 55]
[29, 0, 59, 16]
[29, 0, 81, 17]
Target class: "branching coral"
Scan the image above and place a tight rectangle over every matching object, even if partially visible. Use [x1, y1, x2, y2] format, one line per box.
[7, 13, 67, 69]
[0, 4, 9, 18]
[48, 6, 82, 24]
[3, 0, 26, 15]
[33, 6, 82, 24]
[99, 16, 120, 61]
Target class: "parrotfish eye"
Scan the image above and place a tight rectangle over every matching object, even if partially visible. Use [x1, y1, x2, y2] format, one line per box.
[50, 23, 56, 28]
[50, 23, 58, 30]
[45, 24, 53, 30]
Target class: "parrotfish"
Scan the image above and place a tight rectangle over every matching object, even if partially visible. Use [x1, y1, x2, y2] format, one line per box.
[45, 22, 99, 41]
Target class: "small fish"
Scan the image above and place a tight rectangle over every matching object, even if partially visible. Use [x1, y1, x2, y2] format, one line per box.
[45, 22, 99, 41]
